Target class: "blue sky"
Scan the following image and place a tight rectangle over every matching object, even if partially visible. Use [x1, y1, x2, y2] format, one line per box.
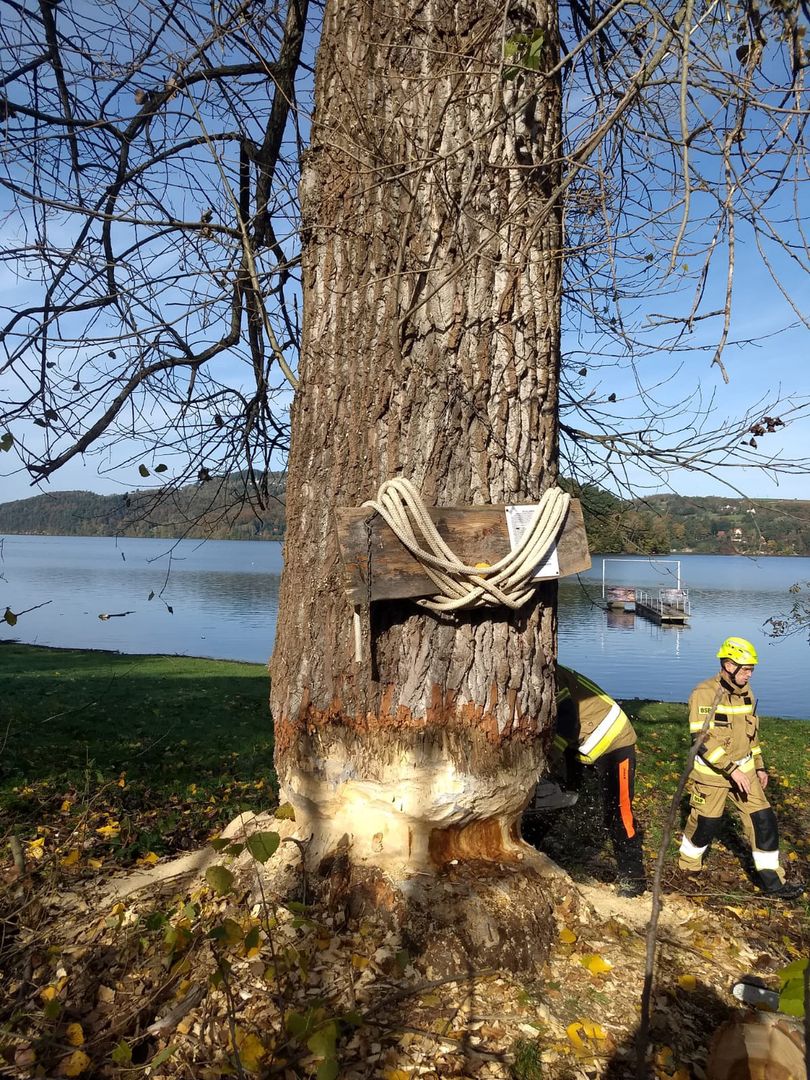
[1, 204, 807, 504]
[1, 1, 808, 507]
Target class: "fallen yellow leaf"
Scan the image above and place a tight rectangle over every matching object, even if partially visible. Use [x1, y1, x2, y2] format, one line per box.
[581, 1020, 607, 1039]
[566, 1022, 586, 1051]
[60, 799, 73, 814]
[655, 1045, 675, 1069]
[677, 974, 697, 992]
[96, 822, 120, 838]
[581, 953, 612, 975]
[351, 954, 370, 970]
[61, 1049, 91, 1076]
[137, 851, 159, 866]
[40, 986, 58, 1003]
[234, 1030, 265, 1072]
[27, 837, 46, 860]
[383, 1071, 411, 1080]
[61, 849, 80, 868]
[87, 858, 103, 869]
[559, 927, 577, 944]
[66, 1023, 84, 1047]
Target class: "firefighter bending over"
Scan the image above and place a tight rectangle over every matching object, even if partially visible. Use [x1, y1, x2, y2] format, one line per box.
[552, 666, 647, 898]
[678, 636, 804, 901]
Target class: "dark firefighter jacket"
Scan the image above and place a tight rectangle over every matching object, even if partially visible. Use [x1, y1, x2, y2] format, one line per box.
[554, 666, 636, 764]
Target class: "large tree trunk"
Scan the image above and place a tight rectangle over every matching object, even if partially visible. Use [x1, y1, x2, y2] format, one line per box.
[270, 0, 563, 891]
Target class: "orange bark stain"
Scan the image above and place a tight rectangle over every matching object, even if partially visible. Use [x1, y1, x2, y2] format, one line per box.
[379, 682, 396, 721]
[279, 681, 540, 751]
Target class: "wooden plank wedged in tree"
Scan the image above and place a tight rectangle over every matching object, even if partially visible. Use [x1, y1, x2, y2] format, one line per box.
[335, 499, 591, 604]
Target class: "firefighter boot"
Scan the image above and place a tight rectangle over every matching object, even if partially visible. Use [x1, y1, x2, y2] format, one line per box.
[748, 809, 803, 899]
[759, 877, 805, 901]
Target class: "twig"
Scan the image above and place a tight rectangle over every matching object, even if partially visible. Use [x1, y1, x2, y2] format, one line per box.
[635, 684, 723, 1078]
[281, 834, 310, 906]
[9, 835, 26, 876]
[145, 982, 206, 1036]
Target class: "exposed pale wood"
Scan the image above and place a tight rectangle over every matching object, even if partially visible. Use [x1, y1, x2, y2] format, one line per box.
[707, 1013, 805, 1080]
[335, 499, 590, 604]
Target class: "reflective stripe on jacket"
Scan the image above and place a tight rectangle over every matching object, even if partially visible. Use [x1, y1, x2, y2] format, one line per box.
[688, 673, 764, 786]
[555, 666, 636, 764]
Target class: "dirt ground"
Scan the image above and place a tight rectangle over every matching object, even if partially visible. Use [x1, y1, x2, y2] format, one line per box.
[3, 808, 807, 1080]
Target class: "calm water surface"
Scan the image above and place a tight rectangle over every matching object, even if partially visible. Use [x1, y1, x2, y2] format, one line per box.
[1, 536, 808, 719]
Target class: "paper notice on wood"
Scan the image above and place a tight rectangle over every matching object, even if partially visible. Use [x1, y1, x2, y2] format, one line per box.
[505, 505, 561, 580]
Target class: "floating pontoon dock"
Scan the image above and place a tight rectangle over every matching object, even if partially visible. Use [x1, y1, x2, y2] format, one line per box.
[601, 559, 691, 625]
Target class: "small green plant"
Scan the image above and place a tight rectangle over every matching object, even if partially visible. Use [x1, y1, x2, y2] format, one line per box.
[511, 1035, 545, 1079]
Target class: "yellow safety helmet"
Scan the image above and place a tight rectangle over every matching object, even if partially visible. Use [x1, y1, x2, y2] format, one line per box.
[716, 636, 758, 666]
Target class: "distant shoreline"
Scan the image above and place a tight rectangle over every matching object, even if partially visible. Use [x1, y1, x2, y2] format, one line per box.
[1, 486, 808, 555]
[2, 531, 810, 560]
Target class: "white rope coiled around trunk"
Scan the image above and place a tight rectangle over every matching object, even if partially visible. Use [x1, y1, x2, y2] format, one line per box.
[353, 478, 570, 661]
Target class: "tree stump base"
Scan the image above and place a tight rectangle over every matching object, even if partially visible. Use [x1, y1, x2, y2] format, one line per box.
[707, 1012, 806, 1080]
[317, 848, 570, 977]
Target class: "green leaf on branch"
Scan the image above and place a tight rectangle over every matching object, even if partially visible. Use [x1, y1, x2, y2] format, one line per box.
[3, 608, 18, 626]
[111, 1041, 132, 1066]
[138, 464, 150, 477]
[245, 831, 280, 863]
[307, 1019, 338, 1060]
[286, 1006, 323, 1040]
[503, 28, 545, 79]
[154, 463, 168, 473]
[208, 918, 243, 946]
[0, 432, 13, 452]
[150, 1046, 177, 1068]
[205, 864, 234, 895]
[777, 958, 808, 1017]
[317, 1059, 339, 1080]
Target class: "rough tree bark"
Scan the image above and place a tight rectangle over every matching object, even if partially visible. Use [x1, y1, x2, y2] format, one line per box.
[270, 0, 564, 957]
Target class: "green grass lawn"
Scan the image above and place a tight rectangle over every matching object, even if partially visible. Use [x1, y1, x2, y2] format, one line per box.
[2, 642, 808, 887]
[0, 642, 275, 866]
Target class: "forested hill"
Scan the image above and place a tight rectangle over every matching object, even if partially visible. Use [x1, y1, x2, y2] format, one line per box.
[0, 482, 285, 542]
[0, 483, 808, 555]
[569, 485, 810, 556]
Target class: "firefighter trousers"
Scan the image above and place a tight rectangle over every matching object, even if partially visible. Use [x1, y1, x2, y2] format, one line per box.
[567, 745, 645, 881]
[679, 774, 786, 888]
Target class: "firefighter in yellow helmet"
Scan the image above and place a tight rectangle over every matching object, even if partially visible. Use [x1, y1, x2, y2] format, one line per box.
[550, 666, 646, 897]
[678, 637, 803, 900]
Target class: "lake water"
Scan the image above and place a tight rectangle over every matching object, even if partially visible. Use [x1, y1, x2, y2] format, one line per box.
[1, 535, 808, 719]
